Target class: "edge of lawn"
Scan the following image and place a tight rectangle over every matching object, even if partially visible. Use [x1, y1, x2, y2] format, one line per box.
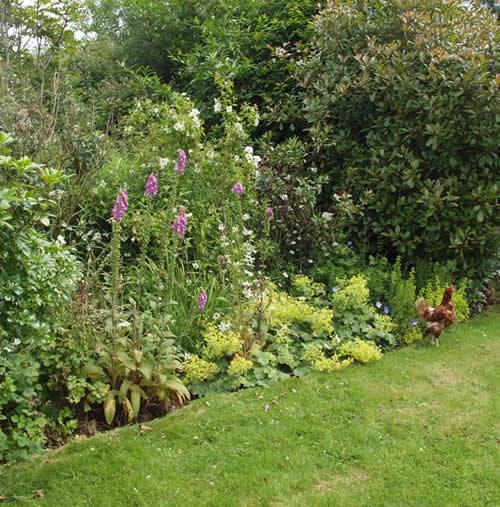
[1, 306, 499, 506]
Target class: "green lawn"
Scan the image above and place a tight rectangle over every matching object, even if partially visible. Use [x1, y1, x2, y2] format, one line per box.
[1, 308, 499, 506]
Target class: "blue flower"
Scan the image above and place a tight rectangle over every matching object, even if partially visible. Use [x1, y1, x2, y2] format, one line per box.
[384, 306, 390, 314]
[376, 301, 382, 309]
[331, 287, 338, 293]
[411, 319, 418, 327]
[347, 240, 353, 247]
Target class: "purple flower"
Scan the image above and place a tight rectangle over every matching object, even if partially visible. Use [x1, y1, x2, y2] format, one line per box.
[376, 301, 382, 309]
[111, 189, 128, 222]
[331, 287, 338, 293]
[172, 207, 187, 238]
[232, 182, 245, 195]
[198, 289, 207, 312]
[174, 149, 187, 175]
[411, 319, 418, 327]
[265, 207, 274, 220]
[121, 189, 128, 208]
[384, 306, 390, 314]
[219, 255, 227, 267]
[144, 173, 158, 196]
[347, 240, 353, 247]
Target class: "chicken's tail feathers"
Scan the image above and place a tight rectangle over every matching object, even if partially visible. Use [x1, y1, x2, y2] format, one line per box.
[416, 298, 432, 320]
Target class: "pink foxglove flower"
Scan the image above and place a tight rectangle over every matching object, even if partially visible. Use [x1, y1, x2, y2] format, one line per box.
[174, 149, 187, 175]
[232, 182, 245, 195]
[265, 207, 274, 220]
[144, 173, 158, 196]
[171, 207, 187, 237]
[198, 289, 207, 312]
[111, 189, 128, 222]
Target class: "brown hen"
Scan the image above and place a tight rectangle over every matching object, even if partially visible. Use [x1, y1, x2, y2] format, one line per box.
[415, 285, 457, 346]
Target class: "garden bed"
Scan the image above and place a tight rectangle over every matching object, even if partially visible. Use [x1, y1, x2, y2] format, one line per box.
[1, 308, 498, 506]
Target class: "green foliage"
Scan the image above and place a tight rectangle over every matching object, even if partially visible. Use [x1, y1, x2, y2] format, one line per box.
[227, 356, 254, 377]
[387, 258, 418, 336]
[88, 0, 322, 135]
[339, 339, 383, 364]
[299, 0, 500, 279]
[178, 0, 322, 134]
[183, 356, 219, 385]
[202, 324, 242, 360]
[331, 275, 396, 348]
[268, 286, 334, 337]
[184, 276, 397, 396]
[86, 0, 206, 83]
[184, 283, 336, 395]
[0, 135, 81, 461]
[400, 327, 425, 345]
[257, 137, 360, 269]
[291, 274, 327, 302]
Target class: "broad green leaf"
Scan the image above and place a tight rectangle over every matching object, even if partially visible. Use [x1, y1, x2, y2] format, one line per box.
[104, 394, 116, 426]
[137, 357, 154, 381]
[118, 379, 132, 400]
[130, 387, 141, 418]
[123, 398, 134, 422]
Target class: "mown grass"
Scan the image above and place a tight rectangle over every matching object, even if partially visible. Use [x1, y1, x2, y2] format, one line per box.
[1, 308, 499, 506]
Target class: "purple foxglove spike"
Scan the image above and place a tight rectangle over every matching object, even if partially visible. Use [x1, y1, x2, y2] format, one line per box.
[174, 149, 187, 175]
[111, 189, 128, 222]
[198, 289, 207, 312]
[144, 173, 158, 196]
[172, 207, 187, 237]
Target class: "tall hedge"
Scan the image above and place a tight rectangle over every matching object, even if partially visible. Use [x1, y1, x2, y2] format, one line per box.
[299, 0, 499, 279]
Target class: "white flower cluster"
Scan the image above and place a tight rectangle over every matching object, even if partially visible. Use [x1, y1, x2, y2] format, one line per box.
[159, 157, 170, 170]
[218, 321, 232, 332]
[189, 108, 201, 129]
[173, 120, 185, 132]
[243, 146, 261, 168]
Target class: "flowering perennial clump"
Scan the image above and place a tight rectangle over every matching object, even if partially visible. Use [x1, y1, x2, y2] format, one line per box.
[174, 149, 187, 175]
[301, 344, 325, 364]
[314, 355, 353, 373]
[144, 173, 158, 196]
[268, 288, 333, 336]
[374, 314, 396, 333]
[111, 189, 128, 222]
[202, 323, 241, 359]
[228, 356, 253, 376]
[331, 275, 370, 313]
[302, 345, 352, 372]
[339, 339, 382, 364]
[292, 275, 326, 300]
[172, 207, 187, 238]
[183, 356, 219, 384]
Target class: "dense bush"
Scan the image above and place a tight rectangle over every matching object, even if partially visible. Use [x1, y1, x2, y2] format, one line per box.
[88, 0, 322, 135]
[299, 0, 499, 279]
[0, 134, 81, 461]
[176, 0, 321, 134]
